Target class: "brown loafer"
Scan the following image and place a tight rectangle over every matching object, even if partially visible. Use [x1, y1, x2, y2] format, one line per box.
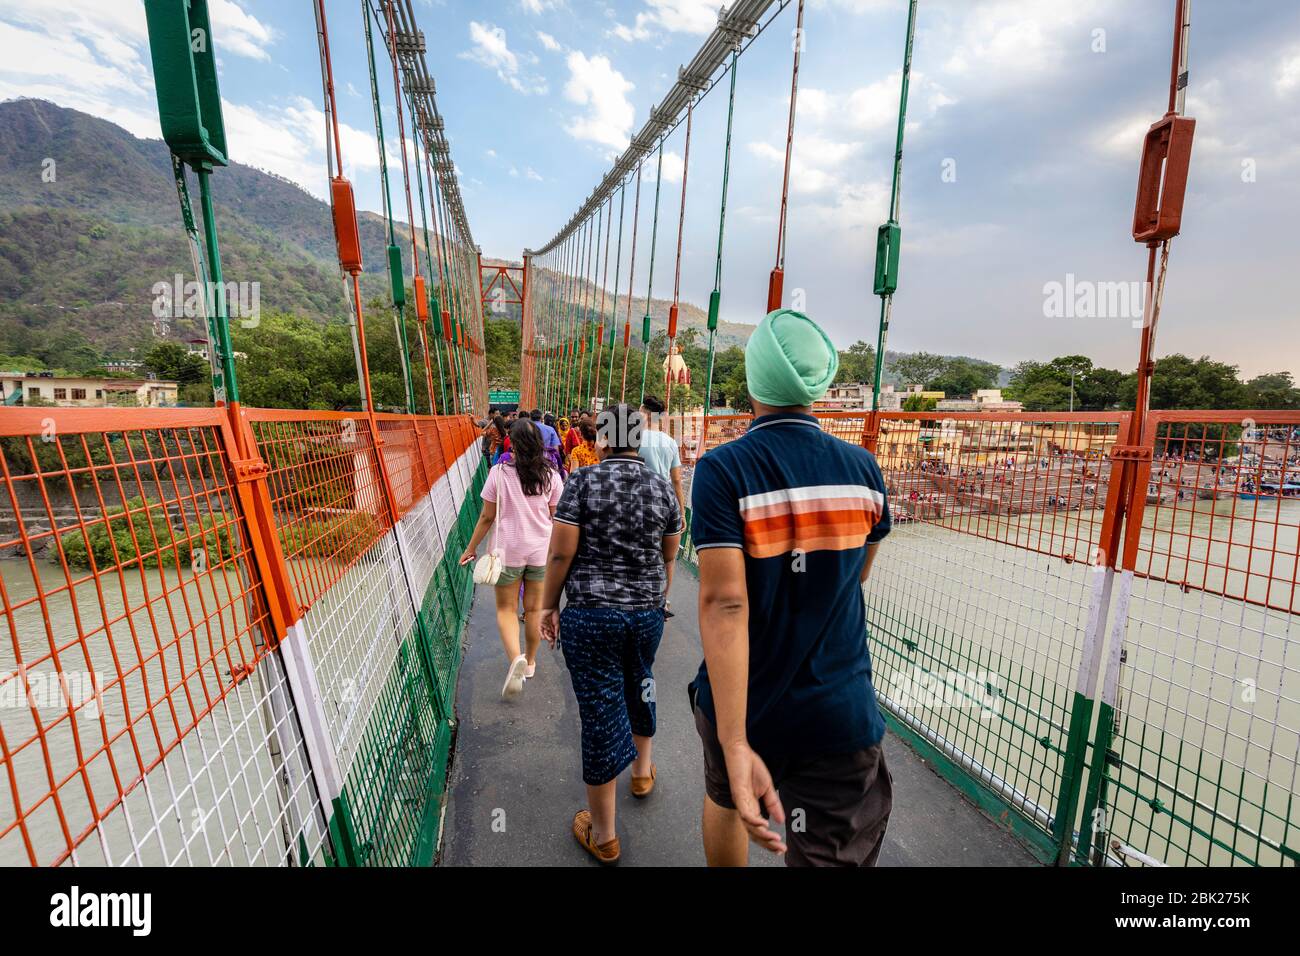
[573, 810, 620, 865]
[630, 764, 656, 799]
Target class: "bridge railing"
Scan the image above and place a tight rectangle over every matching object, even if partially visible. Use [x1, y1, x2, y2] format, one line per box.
[1087, 410, 1300, 867]
[677, 408, 1299, 867]
[0, 405, 485, 867]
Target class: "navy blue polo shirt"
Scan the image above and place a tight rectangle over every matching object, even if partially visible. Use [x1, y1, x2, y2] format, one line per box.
[688, 413, 891, 758]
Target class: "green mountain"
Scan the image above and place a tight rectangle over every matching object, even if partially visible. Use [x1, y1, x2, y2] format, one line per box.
[0, 98, 437, 365]
[0, 99, 757, 374]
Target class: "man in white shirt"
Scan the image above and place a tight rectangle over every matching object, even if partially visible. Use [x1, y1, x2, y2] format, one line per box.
[639, 395, 685, 520]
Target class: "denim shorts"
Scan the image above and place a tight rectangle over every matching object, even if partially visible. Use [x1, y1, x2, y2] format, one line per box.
[560, 606, 664, 785]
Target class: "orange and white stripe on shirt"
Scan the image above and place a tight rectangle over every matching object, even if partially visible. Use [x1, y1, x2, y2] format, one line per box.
[738, 484, 885, 559]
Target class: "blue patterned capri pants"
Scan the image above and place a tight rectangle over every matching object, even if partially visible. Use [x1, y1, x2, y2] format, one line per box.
[559, 606, 665, 785]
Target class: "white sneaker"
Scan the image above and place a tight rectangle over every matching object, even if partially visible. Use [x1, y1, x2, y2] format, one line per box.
[501, 654, 528, 700]
[524, 662, 537, 680]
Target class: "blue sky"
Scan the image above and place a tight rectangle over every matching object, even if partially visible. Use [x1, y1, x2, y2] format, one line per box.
[2, 0, 1298, 378]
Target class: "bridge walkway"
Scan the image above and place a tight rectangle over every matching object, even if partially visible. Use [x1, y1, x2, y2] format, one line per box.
[440, 570, 1038, 867]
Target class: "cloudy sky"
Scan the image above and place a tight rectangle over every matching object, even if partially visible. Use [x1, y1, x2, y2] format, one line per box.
[2, 0, 1298, 378]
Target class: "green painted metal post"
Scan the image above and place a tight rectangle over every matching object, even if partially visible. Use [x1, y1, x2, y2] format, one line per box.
[870, 0, 917, 413]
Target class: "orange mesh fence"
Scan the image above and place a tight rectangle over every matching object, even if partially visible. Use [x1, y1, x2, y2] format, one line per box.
[241, 409, 392, 615]
[815, 410, 871, 445]
[1096, 409, 1300, 866]
[374, 414, 435, 519]
[874, 412, 1128, 561]
[0, 408, 323, 865]
[1125, 411, 1300, 612]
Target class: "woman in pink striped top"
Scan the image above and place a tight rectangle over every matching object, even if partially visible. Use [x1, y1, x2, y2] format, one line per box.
[460, 418, 563, 699]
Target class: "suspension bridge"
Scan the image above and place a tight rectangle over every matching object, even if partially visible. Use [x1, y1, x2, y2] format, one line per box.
[0, 0, 1296, 869]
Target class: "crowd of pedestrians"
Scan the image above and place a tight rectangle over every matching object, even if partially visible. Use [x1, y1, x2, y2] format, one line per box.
[459, 309, 894, 867]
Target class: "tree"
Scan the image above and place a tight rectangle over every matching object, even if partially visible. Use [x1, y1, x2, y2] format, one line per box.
[484, 316, 521, 389]
[930, 357, 1001, 398]
[1244, 372, 1300, 409]
[716, 349, 750, 412]
[901, 394, 937, 412]
[1122, 354, 1247, 410]
[142, 340, 207, 387]
[1006, 356, 1126, 411]
[36, 329, 100, 374]
[890, 351, 949, 389]
[834, 341, 876, 384]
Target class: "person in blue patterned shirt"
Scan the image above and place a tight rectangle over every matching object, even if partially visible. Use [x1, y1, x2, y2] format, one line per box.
[539, 403, 682, 865]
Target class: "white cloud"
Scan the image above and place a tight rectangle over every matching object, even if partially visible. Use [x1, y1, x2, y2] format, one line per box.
[537, 30, 562, 52]
[935, 0, 1124, 96]
[461, 21, 548, 95]
[612, 0, 719, 42]
[1278, 49, 1300, 95]
[0, 0, 275, 139]
[563, 51, 635, 150]
[221, 95, 377, 197]
[208, 0, 275, 62]
[1091, 113, 1152, 159]
[749, 135, 862, 196]
[521, 0, 562, 13]
[642, 149, 685, 185]
[526, 167, 544, 182]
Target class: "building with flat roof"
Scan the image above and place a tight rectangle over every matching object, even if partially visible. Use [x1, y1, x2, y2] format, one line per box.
[935, 388, 1024, 413]
[1, 372, 179, 408]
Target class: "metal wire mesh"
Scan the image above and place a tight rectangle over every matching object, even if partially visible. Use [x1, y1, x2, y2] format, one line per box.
[244, 411, 391, 613]
[374, 414, 435, 520]
[339, 633, 443, 867]
[865, 414, 1126, 844]
[1096, 411, 1300, 866]
[0, 410, 327, 866]
[1, 407, 484, 868]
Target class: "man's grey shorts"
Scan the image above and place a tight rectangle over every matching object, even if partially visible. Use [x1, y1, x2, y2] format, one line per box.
[693, 703, 893, 867]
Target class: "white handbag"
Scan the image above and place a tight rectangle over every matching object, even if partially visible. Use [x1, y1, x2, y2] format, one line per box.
[473, 466, 507, 586]
[473, 549, 503, 586]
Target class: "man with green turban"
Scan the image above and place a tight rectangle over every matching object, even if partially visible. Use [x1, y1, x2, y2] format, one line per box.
[742, 308, 841, 408]
[688, 309, 895, 867]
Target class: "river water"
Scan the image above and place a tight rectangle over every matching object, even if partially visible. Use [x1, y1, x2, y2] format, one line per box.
[0, 560, 323, 866]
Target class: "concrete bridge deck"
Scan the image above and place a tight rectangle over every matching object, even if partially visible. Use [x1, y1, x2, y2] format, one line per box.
[440, 571, 1038, 867]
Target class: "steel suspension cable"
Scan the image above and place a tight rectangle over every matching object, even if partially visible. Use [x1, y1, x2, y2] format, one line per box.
[640, 147, 666, 404]
[414, 134, 450, 412]
[605, 182, 628, 405]
[404, 85, 445, 413]
[363, 0, 415, 412]
[564, 225, 584, 410]
[383, 0, 437, 414]
[1133, 0, 1192, 429]
[665, 100, 695, 417]
[581, 202, 604, 409]
[621, 164, 643, 402]
[704, 47, 740, 445]
[767, 0, 806, 312]
[869, 0, 917, 416]
[442, 176, 474, 410]
[428, 155, 463, 411]
[595, 191, 615, 408]
[588, 200, 608, 407]
[575, 216, 596, 410]
[314, 0, 376, 414]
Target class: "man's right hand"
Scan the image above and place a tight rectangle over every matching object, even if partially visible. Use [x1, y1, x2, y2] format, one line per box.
[722, 740, 786, 854]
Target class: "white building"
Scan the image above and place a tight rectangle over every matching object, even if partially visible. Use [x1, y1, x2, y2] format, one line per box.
[935, 389, 1024, 413]
[1, 373, 179, 408]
